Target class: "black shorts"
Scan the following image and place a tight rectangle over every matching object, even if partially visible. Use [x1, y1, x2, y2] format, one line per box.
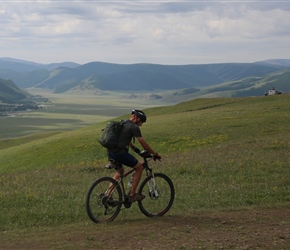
[108, 152, 138, 169]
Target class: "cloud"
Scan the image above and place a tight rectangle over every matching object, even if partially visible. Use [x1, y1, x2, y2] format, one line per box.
[0, 1, 290, 64]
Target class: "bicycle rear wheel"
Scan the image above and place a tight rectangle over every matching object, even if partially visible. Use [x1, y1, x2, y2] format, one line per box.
[138, 173, 175, 217]
[86, 177, 122, 223]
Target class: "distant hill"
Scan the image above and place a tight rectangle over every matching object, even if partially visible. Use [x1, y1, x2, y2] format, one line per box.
[0, 57, 79, 72]
[30, 62, 289, 93]
[0, 79, 39, 116]
[0, 78, 33, 104]
[0, 57, 80, 88]
[153, 67, 289, 103]
[231, 68, 290, 97]
[0, 58, 289, 98]
[192, 68, 290, 98]
[254, 59, 290, 67]
[0, 78, 50, 115]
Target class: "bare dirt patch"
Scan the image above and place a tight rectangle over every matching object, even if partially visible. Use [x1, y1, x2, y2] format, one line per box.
[1, 207, 290, 249]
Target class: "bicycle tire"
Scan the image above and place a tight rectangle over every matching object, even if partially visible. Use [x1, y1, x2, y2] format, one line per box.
[86, 177, 122, 223]
[138, 173, 175, 217]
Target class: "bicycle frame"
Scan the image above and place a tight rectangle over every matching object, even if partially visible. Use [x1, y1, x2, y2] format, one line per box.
[109, 152, 155, 204]
[116, 167, 134, 199]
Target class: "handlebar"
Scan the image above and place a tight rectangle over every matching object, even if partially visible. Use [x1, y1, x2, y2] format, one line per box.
[139, 150, 161, 161]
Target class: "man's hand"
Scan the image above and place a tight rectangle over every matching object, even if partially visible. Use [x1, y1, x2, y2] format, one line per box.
[153, 153, 161, 161]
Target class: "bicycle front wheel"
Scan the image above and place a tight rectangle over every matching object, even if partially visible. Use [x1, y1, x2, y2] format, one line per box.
[86, 177, 122, 223]
[138, 173, 175, 217]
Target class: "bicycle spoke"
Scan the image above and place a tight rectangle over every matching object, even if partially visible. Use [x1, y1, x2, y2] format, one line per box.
[86, 177, 122, 223]
[138, 173, 175, 217]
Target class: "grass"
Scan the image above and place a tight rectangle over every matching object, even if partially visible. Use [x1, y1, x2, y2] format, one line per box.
[0, 90, 163, 139]
[1, 94, 290, 237]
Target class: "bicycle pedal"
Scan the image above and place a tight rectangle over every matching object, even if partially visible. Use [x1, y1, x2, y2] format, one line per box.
[124, 198, 132, 208]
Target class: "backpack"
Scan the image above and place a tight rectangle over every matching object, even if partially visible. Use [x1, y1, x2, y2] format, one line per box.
[98, 120, 126, 150]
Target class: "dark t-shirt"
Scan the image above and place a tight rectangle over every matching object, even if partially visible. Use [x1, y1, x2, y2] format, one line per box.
[109, 119, 142, 154]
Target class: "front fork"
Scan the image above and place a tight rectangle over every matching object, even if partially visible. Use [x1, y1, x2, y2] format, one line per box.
[146, 173, 159, 199]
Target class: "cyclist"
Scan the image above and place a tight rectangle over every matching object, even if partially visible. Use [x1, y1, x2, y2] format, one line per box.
[107, 109, 161, 202]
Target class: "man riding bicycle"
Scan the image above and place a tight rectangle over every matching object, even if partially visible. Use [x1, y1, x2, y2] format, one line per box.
[107, 109, 161, 202]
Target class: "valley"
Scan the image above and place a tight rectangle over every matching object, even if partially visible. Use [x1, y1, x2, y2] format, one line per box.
[0, 88, 166, 139]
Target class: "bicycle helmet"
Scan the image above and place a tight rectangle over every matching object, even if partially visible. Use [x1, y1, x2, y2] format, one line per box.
[132, 109, 147, 123]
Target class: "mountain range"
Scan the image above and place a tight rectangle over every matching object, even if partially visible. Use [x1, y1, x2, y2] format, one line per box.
[0, 57, 290, 104]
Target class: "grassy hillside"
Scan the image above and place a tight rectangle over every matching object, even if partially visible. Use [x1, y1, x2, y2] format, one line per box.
[231, 68, 290, 97]
[1, 94, 290, 233]
[167, 68, 290, 101]
[0, 78, 32, 104]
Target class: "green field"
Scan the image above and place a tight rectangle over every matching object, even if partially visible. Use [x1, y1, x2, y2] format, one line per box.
[1, 93, 290, 249]
[0, 90, 164, 139]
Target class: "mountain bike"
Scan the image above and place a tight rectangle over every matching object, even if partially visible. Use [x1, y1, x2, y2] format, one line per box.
[86, 150, 175, 223]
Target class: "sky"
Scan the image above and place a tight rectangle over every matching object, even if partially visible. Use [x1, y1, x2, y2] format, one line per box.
[1, 0, 290, 65]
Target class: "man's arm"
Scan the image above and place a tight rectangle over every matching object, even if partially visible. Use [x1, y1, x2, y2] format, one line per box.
[136, 136, 158, 156]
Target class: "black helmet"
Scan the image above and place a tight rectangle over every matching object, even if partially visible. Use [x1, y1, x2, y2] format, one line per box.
[132, 109, 147, 123]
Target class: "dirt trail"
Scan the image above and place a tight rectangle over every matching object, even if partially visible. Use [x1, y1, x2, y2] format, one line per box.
[1, 207, 290, 249]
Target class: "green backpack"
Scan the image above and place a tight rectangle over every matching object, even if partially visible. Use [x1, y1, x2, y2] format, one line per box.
[98, 120, 126, 150]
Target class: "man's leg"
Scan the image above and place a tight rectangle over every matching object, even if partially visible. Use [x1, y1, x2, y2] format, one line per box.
[109, 152, 144, 202]
[113, 166, 124, 181]
[130, 162, 143, 195]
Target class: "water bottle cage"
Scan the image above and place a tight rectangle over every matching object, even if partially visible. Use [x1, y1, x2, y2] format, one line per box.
[128, 173, 134, 187]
